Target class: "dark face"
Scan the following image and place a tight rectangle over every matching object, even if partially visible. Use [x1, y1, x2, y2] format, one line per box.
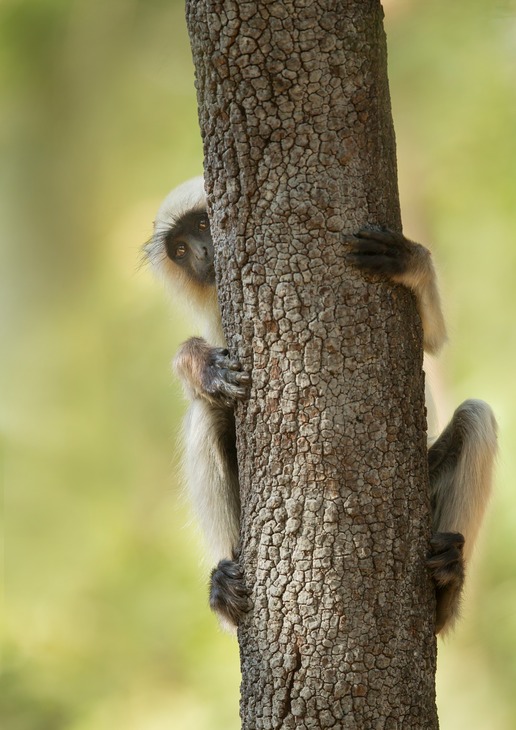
[164, 210, 215, 285]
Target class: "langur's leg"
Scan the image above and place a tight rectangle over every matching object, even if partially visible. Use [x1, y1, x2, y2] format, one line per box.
[427, 399, 497, 632]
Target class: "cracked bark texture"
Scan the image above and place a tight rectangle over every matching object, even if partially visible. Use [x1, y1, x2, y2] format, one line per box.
[186, 1, 438, 728]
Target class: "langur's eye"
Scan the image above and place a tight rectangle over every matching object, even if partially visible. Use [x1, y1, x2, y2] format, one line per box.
[198, 215, 209, 232]
[175, 242, 187, 258]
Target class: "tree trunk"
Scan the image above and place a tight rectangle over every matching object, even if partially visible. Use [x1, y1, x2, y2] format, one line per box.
[186, 1, 438, 728]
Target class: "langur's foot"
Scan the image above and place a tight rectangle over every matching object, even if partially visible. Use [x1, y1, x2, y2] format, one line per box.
[210, 559, 250, 630]
[427, 531, 465, 634]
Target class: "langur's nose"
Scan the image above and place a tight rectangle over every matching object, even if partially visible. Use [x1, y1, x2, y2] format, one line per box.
[195, 247, 209, 261]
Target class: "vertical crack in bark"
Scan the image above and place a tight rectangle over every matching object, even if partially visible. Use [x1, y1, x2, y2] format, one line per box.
[278, 643, 302, 724]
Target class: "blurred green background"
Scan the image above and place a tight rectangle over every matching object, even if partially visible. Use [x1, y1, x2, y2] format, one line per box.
[1, 0, 515, 728]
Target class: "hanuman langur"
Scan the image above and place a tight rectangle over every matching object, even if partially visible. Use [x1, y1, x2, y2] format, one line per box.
[144, 176, 497, 634]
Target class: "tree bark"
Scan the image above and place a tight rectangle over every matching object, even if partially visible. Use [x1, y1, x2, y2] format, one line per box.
[186, 1, 438, 728]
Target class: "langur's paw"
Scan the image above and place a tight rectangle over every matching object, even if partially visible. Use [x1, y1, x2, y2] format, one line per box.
[204, 348, 251, 407]
[347, 227, 424, 280]
[427, 531, 465, 634]
[210, 559, 250, 629]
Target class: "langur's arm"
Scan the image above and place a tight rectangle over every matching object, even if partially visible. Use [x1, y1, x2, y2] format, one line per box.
[348, 228, 447, 355]
[174, 337, 250, 406]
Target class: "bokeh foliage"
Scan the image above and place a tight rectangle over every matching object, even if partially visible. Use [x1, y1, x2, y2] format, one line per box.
[1, 1, 515, 728]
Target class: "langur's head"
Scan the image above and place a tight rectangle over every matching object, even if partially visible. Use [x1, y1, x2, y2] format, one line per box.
[144, 176, 217, 312]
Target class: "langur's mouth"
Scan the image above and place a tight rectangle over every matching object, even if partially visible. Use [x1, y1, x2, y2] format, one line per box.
[203, 264, 216, 284]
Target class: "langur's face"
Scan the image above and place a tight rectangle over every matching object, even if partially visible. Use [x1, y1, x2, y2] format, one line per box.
[163, 210, 215, 286]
